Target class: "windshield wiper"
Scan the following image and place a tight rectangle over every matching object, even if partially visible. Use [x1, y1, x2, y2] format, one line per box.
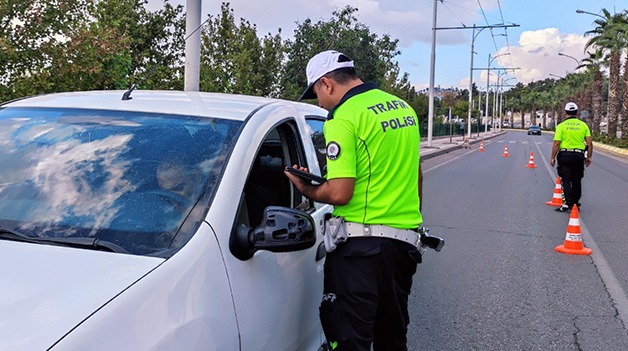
[0, 229, 129, 254]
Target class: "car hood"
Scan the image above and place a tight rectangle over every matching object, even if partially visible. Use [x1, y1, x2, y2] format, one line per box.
[0, 240, 164, 350]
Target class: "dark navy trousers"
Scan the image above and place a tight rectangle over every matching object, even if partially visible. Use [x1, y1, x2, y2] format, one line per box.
[320, 237, 421, 351]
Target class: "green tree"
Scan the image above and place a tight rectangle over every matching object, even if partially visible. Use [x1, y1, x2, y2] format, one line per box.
[1, 0, 185, 101]
[118, 0, 185, 90]
[584, 9, 628, 138]
[452, 100, 469, 121]
[548, 80, 565, 129]
[281, 6, 417, 113]
[619, 12, 628, 140]
[199, 2, 283, 96]
[578, 50, 605, 133]
[0, 1, 91, 100]
[623, 57, 628, 139]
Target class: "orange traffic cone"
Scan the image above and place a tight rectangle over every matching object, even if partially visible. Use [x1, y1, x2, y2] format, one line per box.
[545, 177, 563, 206]
[502, 145, 510, 157]
[526, 152, 537, 168]
[554, 205, 592, 255]
[479, 141, 485, 152]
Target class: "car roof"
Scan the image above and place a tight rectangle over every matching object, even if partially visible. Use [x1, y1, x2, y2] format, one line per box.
[2, 90, 326, 121]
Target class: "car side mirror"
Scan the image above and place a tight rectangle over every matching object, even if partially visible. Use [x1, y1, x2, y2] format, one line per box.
[230, 206, 316, 261]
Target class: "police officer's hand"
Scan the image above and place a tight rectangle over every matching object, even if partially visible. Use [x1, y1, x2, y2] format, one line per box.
[284, 165, 311, 190]
[585, 157, 592, 167]
[550, 159, 555, 167]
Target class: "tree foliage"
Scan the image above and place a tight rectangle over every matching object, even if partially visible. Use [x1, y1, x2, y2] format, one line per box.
[280, 6, 426, 121]
[1, 0, 90, 99]
[4, 2, 622, 143]
[584, 8, 628, 139]
[0, 2, 428, 127]
[199, 3, 283, 96]
[0, 0, 184, 101]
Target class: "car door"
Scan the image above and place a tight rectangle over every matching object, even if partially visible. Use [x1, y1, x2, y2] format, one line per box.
[214, 103, 329, 351]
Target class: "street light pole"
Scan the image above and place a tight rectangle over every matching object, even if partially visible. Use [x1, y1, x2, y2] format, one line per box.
[184, 0, 202, 92]
[477, 90, 482, 138]
[501, 77, 515, 128]
[576, 9, 605, 19]
[558, 53, 580, 74]
[485, 52, 510, 133]
[493, 71, 509, 132]
[485, 54, 490, 134]
[558, 52, 580, 66]
[430, 20, 518, 144]
[498, 76, 506, 131]
[427, 0, 438, 147]
[493, 74, 500, 132]
[466, 25, 485, 141]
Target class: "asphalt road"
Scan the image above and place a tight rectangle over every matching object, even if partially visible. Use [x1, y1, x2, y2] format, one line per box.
[407, 131, 628, 350]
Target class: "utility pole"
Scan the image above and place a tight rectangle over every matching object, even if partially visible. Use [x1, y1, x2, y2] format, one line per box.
[476, 66, 519, 132]
[467, 25, 482, 140]
[427, 0, 439, 147]
[427, 4, 518, 144]
[432, 23, 518, 140]
[184, 0, 201, 92]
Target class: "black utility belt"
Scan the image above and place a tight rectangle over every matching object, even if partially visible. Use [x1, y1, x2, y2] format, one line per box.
[559, 148, 584, 153]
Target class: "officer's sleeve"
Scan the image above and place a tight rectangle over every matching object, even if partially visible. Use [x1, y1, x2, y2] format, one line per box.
[323, 117, 356, 179]
[584, 124, 591, 137]
[554, 125, 563, 141]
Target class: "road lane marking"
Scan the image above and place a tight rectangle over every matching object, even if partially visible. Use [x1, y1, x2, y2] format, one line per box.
[580, 220, 628, 328]
[423, 135, 509, 174]
[423, 147, 477, 174]
[534, 138, 628, 328]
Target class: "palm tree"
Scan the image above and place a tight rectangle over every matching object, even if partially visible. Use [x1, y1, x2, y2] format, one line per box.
[623, 61, 628, 139]
[529, 89, 539, 127]
[584, 9, 628, 138]
[538, 91, 551, 129]
[620, 11, 628, 140]
[578, 50, 605, 133]
[548, 79, 567, 129]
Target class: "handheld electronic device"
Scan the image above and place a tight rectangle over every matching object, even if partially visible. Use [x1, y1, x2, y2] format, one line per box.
[284, 166, 327, 184]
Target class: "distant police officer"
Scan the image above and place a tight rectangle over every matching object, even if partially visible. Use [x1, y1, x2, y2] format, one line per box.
[550, 102, 593, 212]
[284, 50, 423, 351]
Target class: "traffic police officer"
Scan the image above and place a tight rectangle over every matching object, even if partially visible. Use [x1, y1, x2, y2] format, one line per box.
[285, 50, 423, 351]
[550, 102, 593, 212]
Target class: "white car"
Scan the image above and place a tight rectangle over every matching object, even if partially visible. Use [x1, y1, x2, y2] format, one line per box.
[0, 91, 331, 350]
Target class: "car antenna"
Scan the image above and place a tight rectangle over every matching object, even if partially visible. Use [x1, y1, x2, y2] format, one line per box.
[121, 16, 211, 101]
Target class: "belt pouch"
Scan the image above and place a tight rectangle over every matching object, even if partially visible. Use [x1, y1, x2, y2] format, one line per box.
[323, 215, 347, 252]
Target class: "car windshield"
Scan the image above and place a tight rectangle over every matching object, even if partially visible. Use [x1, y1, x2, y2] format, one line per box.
[0, 107, 242, 257]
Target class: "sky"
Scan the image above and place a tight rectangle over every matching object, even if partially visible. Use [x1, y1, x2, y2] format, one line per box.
[147, 0, 625, 92]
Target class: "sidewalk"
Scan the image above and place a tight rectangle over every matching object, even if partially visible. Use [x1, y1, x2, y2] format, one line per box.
[420, 131, 506, 160]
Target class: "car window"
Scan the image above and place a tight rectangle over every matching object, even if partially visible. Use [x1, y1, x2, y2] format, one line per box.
[0, 107, 242, 257]
[236, 121, 312, 230]
[305, 117, 327, 177]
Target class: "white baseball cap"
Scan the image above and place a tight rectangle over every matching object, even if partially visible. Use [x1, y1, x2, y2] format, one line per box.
[298, 50, 354, 101]
[564, 102, 578, 111]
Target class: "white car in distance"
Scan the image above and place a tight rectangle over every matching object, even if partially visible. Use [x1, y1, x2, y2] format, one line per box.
[0, 91, 331, 351]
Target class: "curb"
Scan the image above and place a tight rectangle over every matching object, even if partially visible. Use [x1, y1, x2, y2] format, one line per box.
[592, 141, 628, 159]
[421, 132, 506, 160]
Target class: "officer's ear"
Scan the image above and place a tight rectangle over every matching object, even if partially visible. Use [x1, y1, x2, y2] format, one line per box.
[317, 76, 333, 96]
